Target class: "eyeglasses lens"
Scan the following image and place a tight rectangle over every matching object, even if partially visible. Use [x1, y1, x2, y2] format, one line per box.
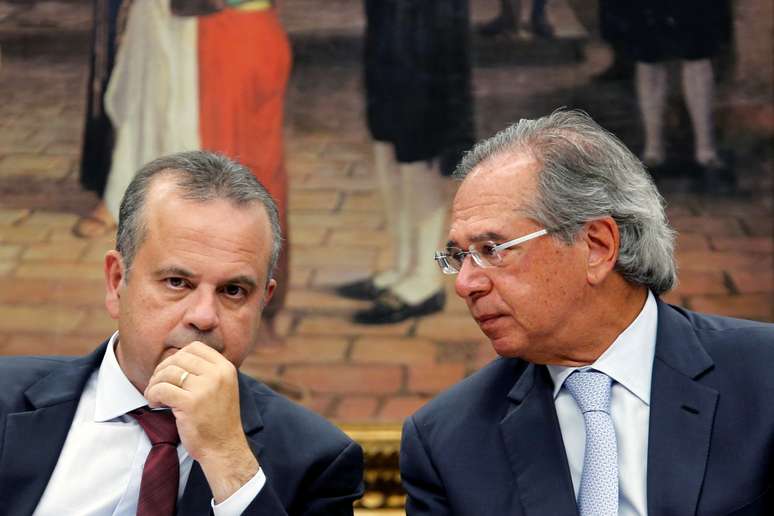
[435, 248, 462, 274]
[477, 242, 501, 267]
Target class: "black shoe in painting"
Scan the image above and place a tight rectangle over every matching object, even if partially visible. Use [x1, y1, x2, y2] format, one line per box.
[335, 278, 386, 301]
[353, 291, 446, 325]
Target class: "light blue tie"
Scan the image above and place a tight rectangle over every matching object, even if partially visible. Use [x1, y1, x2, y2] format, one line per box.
[564, 370, 619, 516]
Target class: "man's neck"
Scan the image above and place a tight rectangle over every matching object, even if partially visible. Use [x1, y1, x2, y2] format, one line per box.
[541, 280, 649, 367]
[578, 281, 649, 364]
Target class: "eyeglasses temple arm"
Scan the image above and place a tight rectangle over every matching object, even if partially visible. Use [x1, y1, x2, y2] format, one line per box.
[493, 228, 549, 251]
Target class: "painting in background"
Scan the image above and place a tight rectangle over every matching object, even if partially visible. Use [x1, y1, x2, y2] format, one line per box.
[0, 0, 772, 511]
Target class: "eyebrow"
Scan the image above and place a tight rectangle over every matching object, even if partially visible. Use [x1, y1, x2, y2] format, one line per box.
[447, 231, 507, 248]
[226, 275, 259, 291]
[155, 266, 195, 279]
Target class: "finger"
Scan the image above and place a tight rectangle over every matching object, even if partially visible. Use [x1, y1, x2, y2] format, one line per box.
[182, 340, 229, 364]
[145, 382, 191, 410]
[147, 364, 198, 392]
[156, 347, 212, 376]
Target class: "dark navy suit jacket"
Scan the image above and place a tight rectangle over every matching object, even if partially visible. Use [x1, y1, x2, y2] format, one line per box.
[401, 300, 774, 515]
[0, 342, 364, 515]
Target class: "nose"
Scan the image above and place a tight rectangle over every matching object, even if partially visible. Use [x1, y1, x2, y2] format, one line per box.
[454, 255, 491, 300]
[183, 288, 219, 333]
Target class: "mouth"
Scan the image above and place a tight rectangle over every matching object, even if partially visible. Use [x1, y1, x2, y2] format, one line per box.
[164, 336, 223, 354]
[475, 314, 505, 328]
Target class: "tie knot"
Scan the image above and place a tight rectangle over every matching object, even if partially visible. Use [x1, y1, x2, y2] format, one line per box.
[563, 370, 612, 414]
[130, 408, 180, 446]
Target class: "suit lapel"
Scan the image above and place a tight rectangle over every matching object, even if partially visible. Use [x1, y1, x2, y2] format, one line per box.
[0, 345, 105, 514]
[178, 374, 265, 514]
[500, 363, 579, 516]
[647, 301, 718, 515]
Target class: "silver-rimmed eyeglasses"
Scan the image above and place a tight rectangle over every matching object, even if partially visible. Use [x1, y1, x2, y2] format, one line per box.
[434, 228, 549, 274]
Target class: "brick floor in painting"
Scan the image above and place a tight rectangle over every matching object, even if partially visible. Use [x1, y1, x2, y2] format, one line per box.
[0, 0, 772, 425]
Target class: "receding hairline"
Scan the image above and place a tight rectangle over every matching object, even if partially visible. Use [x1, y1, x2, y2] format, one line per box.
[455, 146, 543, 205]
[143, 166, 271, 207]
[455, 120, 600, 181]
[465, 144, 541, 176]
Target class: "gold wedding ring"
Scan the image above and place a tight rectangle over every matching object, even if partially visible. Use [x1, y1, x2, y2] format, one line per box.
[178, 370, 190, 388]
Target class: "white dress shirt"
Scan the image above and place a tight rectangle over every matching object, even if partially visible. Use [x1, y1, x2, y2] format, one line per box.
[34, 332, 265, 516]
[547, 290, 658, 516]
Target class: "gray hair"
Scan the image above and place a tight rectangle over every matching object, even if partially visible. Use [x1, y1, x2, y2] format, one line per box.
[455, 109, 677, 294]
[116, 150, 282, 283]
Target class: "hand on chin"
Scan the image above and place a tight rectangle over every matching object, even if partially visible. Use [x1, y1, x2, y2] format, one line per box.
[143, 340, 259, 502]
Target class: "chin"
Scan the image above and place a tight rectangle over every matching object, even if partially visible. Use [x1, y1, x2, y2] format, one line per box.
[489, 336, 529, 359]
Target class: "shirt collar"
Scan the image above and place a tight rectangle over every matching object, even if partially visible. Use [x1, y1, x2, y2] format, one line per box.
[94, 332, 149, 422]
[546, 290, 658, 405]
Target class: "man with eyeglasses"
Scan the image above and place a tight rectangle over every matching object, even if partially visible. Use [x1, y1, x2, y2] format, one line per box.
[399, 110, 774, 515]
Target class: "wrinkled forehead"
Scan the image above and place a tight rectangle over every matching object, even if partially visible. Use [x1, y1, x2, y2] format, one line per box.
[454, 153, 540, 214]
[449, 154, 542, 243]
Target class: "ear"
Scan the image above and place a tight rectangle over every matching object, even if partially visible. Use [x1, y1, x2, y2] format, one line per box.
[261, 278, 277, 310]
[104, 250, 126, 320]
[582, 217, 620, 286]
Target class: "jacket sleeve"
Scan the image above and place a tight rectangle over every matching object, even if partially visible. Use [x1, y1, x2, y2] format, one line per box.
[241, 440, 364, 515]
[400, 416, 453, 516]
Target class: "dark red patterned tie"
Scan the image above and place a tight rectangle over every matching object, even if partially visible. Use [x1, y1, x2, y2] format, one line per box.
[130, 408, 181, 516]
